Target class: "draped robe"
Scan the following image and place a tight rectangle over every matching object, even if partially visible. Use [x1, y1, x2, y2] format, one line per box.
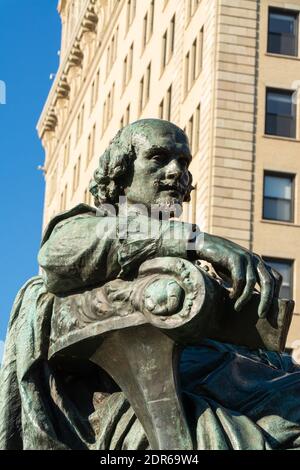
[1, 204, 300, 450]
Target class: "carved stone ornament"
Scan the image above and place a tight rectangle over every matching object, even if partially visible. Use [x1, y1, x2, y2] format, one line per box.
[82, 4, 99, 33]
[43, 107, 57, 134]
[69, 42, 84, 68]
[56, 75, 70, 101]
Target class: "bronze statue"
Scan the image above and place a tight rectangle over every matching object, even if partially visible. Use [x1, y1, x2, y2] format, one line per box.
[0, 119, 299, 450]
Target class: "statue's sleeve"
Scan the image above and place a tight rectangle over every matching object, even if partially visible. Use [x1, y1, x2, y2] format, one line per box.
[38, 213, 198, 294]
[38, 215, 120, 294]
[116, 214, 198, 277]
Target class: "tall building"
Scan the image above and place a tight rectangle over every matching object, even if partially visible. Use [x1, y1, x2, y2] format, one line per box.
[37, 0, 300, 346]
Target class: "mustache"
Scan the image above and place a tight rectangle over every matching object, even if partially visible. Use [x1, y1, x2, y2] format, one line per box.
[153, 179, 188, 194]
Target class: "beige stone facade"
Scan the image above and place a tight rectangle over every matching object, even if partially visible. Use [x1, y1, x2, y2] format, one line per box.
[37, 0, 300, 346]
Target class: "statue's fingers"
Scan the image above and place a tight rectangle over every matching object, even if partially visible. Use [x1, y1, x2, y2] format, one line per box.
[265, 264, 282, 299]
[234, 261, 256, 312]
[229, 257, 246, 302]
[255, 257, 275, 318]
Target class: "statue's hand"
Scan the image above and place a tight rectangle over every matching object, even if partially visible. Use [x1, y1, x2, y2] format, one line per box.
[197, 233, 282, 318]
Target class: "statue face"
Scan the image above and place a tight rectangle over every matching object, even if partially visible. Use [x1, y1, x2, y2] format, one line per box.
[124, 122, 192, 214]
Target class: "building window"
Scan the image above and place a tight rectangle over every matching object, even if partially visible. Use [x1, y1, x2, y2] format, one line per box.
[170, 14, 175, 57]
[60, 184, 68, 211]
[186, 114, 194, 152]
[184, 27, 204, 96]
[184, 51, 190, 95]
[63, 135, 71, 170]
[142, 12, 149, 49]
[86, 124, 96, 167]
[268, 8, 298, 56]
[76, 104, 85, 141]
[159, 85, 172, 121]
[186, 0, 201, 24]
[128, 43, 134, 82]
[139, 77, 145, 114]
[90, 70, 100, 113]
[72, 156, 81, 195]
[122, 43, 134, 92]
[265, 88, 296, 138]
[161, 15, 176, 73]
[149, 0, 155, 38]
[194, 103, 200, 154]
[264, 258, 294, 299]
[159, 101, 163, 120]
[162, 31, 167, 71]
[139, 63, 151, 114]
[126, 0, 136, 32]
[125, 104, 130, 126]
[142, 0, 155, 50]
[102, 83, 115, 133]
[167, 85, 172, 120]
[191, 38, 197, 82]
[198, 26, 204, 74]
[263, 172, 294, 222]
[120, 105, 130, 129]
[106, 28, 119, 78]
[184, 103, 201, 155]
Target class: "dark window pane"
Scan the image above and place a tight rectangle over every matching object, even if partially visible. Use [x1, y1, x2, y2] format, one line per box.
[268, 9, 298, 56]
[268, 33, 281, 53]
[267, 92, 293, 115]
[269, 12, 296, 34]
[263, 198, 291, 221]
[263, 173, 293, 222]
[265, 89, 296, 138]
[268, 32, 297, 55]
[265, 114, 295, 137]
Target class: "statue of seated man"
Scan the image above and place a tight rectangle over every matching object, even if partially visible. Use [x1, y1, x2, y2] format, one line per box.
[1, 119, 300, 450]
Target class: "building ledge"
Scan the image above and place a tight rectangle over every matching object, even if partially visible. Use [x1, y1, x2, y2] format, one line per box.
[37, 0, 122, 142]
[260, 219, 300, 228]
[265, 52, 300, 62]
[262, 134, 300, 143]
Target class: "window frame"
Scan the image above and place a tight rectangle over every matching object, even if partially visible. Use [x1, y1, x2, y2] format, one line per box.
[265, 87, 297, 139]
[262, 170, 295, 223]
[267, 6, 299, 57]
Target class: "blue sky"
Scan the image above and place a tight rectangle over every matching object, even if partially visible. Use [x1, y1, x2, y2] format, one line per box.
[0, 0, 60, 351]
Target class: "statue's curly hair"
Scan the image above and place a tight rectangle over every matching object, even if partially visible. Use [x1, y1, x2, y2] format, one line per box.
[89, 119, 194, 208]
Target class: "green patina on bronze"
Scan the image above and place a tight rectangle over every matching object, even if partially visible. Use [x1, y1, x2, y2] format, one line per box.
[0, 119, 298, 450]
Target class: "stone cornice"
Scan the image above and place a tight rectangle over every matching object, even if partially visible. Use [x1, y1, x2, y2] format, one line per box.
[40, 0, 125, 176]
[37, 0, 108, 140]
[82, 3, 99, 33]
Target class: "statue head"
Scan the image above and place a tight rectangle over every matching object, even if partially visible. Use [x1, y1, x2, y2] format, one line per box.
[89, 119, 194, 215]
